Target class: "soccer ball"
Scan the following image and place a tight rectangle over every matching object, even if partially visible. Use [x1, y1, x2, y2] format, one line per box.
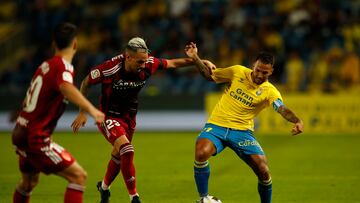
[198, 195, 222, 203]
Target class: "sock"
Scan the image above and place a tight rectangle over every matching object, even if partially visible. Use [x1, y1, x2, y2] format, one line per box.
[194, 160, 210, 197]
[130, 193, 139, 200]
[13, 187, 31, 203]
[258, 178, 272, 203]
[119, 143, 137, 195]
[102, 155, 121, 190]
[64, 183, 84, 203]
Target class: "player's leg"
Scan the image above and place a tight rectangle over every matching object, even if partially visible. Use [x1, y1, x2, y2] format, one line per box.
[227, 130, 272, 203]
[194, 138, 216, 197]
[99, 148, 121, 190]
[101, 147, 121, 189]
[12, 126, 39, 203]
[99, 118, 139, 202]
[97, 121, 122, 203]
[194, 124, 225, 199]
[13, 171, 39, 203]
[56, 161, 87, 203]
[243, 154, 272, 203]
[113, 135, 140, 203]
[97, 147, 121, 203]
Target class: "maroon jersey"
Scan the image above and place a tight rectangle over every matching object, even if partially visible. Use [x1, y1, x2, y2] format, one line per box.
[14, 56, 74, 143]
[88, 54, 167, 118]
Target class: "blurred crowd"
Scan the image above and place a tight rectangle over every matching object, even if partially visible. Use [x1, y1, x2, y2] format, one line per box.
[0, 0, 359, 96]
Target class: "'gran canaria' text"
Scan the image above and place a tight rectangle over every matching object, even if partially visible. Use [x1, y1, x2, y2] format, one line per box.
[229, 88, 255, 107]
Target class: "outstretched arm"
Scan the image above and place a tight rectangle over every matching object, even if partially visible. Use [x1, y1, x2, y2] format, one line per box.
[185, 42, 214, 81]
[59, 81, 104, 126]
[166, 58, 194, 68]
[166, 58, 216, 72]
[70, 75, 97, 132]
[277, 105, 304, 135]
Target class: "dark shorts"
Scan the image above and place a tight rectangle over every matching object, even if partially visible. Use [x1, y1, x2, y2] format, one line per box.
[197, 123, 264, 159]
[16, 142, 75, 175]
[12, 125, 75, 175]
[98, 116, 135, 145]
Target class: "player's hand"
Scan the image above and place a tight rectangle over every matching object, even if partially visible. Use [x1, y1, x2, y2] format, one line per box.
[185, 42, 198, 59]
[90, 108, 105, 125]
[71, 111, 89, 133]
[291, 120, 304, 136]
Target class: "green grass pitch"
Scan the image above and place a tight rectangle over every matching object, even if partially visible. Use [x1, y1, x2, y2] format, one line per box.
[1, 131, 360, 203]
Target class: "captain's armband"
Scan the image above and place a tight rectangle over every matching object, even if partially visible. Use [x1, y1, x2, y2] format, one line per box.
[272, 98, 284, 111]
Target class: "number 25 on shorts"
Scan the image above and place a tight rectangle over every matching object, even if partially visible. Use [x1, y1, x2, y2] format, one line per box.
[105, 119, 120, 130]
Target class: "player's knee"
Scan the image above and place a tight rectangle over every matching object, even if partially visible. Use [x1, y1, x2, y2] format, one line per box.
[195, 147, 212, 161]
[195, 139, 216, 161]
[70, 168, 87, 185]
[19, 177, 39, 192]
[257, 163, 270, 181]
[114, 136, 130, 153]
[29, 178, 39, 190]
[78, 169, 88, 184]
[111, 149, 121, 158]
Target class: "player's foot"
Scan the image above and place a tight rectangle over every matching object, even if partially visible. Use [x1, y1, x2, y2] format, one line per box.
[196, 195, 222, 203]
[97, 181, 110, 203]
[131, 195, 141, 203]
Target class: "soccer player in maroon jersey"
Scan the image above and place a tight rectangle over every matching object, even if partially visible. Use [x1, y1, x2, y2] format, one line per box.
[71, 37, 213, 203]
[11, 22, 105, 203]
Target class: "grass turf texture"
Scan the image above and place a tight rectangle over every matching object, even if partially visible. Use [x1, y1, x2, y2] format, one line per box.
[1, 132, 359, 203]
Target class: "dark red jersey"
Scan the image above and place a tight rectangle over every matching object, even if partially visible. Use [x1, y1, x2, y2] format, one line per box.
[14, 56, 75, 141]
[88, 54, 167, 118]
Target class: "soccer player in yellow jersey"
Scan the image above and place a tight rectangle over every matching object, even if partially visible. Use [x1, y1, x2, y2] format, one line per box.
[185, 42, 304, 203]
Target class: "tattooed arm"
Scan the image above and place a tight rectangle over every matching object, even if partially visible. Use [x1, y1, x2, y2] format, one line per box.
[277, 105, 304, 135]
[71, 75, 94, 133]
[184, 42, 214, 81]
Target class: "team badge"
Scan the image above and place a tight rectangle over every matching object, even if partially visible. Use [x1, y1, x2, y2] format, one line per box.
[90, 69, 101, 79]
[256, 87, 263, 96]
[62, 71, 73, 84]
[40, 62, 49, 74]
[238, 78, 244, 83]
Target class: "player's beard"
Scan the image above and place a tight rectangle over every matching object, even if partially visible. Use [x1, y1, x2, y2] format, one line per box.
[254, 77, 266, 85]
[137, 68, 151, 81]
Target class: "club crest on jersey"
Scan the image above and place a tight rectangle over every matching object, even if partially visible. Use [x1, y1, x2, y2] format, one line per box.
[40, 62, 49, 74]
[238, 78, 244, 83]
[62, 71, 73, 84]
[90, 69, 101, 79]
[256, 87, 263, 96]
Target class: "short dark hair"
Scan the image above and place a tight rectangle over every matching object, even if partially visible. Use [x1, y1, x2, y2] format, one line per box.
[53, 22, 77, 50]
[255, 52, 275, 66]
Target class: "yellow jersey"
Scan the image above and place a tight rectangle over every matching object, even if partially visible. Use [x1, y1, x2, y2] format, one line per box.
[208, 65, 283, 131]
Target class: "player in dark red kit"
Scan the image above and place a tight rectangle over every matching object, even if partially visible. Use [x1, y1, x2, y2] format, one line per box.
[71, 37, 212, 203]
[11, 22, 105, 203]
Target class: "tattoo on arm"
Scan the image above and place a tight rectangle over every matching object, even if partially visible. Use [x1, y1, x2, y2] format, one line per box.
[193, 55, 213, 81]
[79, 76, 90, 112]
[278, 105, 300, 123]
[80, 76, 90, 96]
